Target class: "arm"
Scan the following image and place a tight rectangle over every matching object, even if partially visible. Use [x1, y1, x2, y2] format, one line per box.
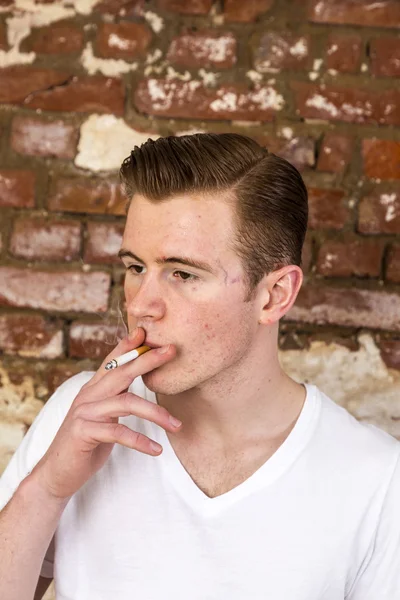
[0, 472, 67, 600]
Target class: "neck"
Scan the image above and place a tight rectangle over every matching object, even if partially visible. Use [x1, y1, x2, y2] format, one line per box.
[156, 331, 306, 448]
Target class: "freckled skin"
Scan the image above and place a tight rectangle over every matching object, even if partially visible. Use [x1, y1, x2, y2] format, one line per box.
[122, 192, 259, 397]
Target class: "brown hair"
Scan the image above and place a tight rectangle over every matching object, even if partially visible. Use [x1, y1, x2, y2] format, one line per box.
[120, 133, 308, 298]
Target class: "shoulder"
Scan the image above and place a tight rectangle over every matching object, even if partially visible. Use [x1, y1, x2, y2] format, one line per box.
[313, 385, 400, 482]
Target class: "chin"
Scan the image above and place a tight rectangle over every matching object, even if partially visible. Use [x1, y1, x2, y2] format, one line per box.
[141, 365, 196, 396]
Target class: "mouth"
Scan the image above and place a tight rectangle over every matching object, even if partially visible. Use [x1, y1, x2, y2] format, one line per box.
[144, 341, 162, 349]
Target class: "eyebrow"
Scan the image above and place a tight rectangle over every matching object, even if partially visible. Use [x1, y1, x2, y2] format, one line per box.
[118, 248, 217, 275]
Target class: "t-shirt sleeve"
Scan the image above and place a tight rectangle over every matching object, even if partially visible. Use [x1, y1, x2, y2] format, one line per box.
[0, 371, 95, 578]
[347, 451, 400, 599]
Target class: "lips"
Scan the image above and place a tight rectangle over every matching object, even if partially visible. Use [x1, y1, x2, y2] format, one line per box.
[144, 341, 162, 349]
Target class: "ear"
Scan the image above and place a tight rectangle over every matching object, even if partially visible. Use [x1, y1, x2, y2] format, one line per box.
[257, 265, 303, 325]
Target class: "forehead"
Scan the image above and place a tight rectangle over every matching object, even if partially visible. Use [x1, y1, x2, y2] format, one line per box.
[123, 192, 236, 255]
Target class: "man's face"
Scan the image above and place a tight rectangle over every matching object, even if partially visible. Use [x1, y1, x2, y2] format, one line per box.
[120, 192, 260, 395]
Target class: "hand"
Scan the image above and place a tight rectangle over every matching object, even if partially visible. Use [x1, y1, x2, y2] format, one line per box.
[30, 328, 180, 501]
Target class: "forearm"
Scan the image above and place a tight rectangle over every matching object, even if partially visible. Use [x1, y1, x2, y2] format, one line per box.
[0, 472, 68, 600]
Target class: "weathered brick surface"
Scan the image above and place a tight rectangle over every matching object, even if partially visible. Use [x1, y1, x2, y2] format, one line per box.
[308, 188, 349, 230]
[10, 218, 81, 261]
[378, 339, 400, 370]
[48, 179, 126, 215]
[0, 67, 70, 104]
[253, 32, 310, 72]
[167, 30, 237, 69]
[23, 76, 125, 115]
[325, 33, 362, 74]
[157, 0, 212, 14]
[134, 79, 284, 121]
[84, 222, 124, 264]
[0, 21, 7, 50]
[25, 21, 84, 54]
[370, 38, 400, 78]
[254, 134, 315, 171]
[95, 22, 152, 59]
[291, 82, 400, 126]
[69, 320, 127, 359]
[316, 237, 385, 278]
[362, 139, 400, 181]
[0, 170, 35, 208]
[316, 134, 354, 174]
[308, 0, 400, 28]
[11, 116, 79, 159]
[94, 0, 144, 15]
[224, 0, 274, 22]
[358, 191, 400, 234]
[0, 314, 64, 359]
[0, 268, 111, 313]
[386, 244, 400, 283]
[288, 286, 400, 331]
[301, 235, 313, 274]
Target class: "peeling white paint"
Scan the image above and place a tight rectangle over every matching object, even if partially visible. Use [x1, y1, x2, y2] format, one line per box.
[108, 33, 132, 51]
[289, 38, 308, 58]
[81, 42, 138, 77]
[165, 66, 191, 82]
[380, 193, 397, 222]
[327, 44, 338, 56]
[198, 68, 219, 87]
[75, 114, 158, 172]
[305, 94, 339, 117]
[143, 11, 164, 33]
[246, 70, 263, 83]
[145, 49, 163, 65]
[280, 127, 294, 140]
[280, 333, 400, 438]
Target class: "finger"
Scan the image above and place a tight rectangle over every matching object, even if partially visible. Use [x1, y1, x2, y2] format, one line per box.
[80, 343, 176, 403]
[85, 327, 146, 388]
[75, 392, 182, 432]
[81, 420, 163, 455]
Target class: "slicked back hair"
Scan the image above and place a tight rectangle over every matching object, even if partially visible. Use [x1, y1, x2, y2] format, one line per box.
[120, 133, 308, 300]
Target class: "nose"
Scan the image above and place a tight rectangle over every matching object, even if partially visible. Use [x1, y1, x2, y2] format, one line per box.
[126, 273, 166, 322]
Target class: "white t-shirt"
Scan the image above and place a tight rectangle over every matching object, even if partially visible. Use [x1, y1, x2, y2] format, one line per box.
[1, 372, 400, 600]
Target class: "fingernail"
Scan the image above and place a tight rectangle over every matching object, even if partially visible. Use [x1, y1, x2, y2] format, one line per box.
[169, 416, 182, 428]
[157, 344, 170, 354]
[128, 328, 138, 340]
[150, 441, 162, 453]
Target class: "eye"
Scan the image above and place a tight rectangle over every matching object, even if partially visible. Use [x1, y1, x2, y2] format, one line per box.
[173, 270, 198, 282]
[127, 264, 145, 274]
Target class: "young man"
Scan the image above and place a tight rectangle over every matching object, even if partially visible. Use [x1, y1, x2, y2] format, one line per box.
[0, 133, 399, 600]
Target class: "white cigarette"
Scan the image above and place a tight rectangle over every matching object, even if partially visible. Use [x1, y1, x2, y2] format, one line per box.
[105, 345, 151, 370]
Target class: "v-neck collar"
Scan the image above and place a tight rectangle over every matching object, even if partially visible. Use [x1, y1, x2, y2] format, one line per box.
[143, 383, 320, 517]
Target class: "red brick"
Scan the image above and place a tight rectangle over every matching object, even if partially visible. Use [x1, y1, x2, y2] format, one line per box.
[26, 21, 84, 54]
[69, 320, 128, 359]
[317, 133, 354, 174]
[157, 0, 212, 14]
[292, 82, 400, 126]
[167, 30, 237, 69]
[358, 191, 400, 234]
[0, 21, 7, 51]
[23, 75, 125, 115]
[377, 339, 400, 370]
[325, 33, 362, 74]
[0, 314, 64, 359]
[308, 188, 349, 230]
[301, 234, 313, 274]
[370, 38, 400, 78]
[287, 285, 400, 331]
[134, 79, 284, 121]
[316, 237, 384, 277]
[224, 0, 274, 22]
[45, 363, 90, 396]
[84, 222, 124, 264]
[0, 170, 35, 208]
[253, 133, 315, 171]
[11, 116, 78, 159]
[0, 67, 70, 104]
[94, 0, 144, 15]
[95, 22, 152, 59]
[362, 139, 400, 181]
[10, 218, 81, 261]
[0, 268, 111, 313]
[308, 0, 400, 28]
[253, 32, 310, 72]
[386, 244, 400, 282]
[48, 179, 126, 215]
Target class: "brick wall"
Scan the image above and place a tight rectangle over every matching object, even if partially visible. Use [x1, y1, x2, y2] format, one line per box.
[1, 0, 400, 482]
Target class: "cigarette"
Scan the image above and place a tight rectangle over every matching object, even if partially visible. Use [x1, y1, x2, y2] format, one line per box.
[105, 345, 151, 370]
